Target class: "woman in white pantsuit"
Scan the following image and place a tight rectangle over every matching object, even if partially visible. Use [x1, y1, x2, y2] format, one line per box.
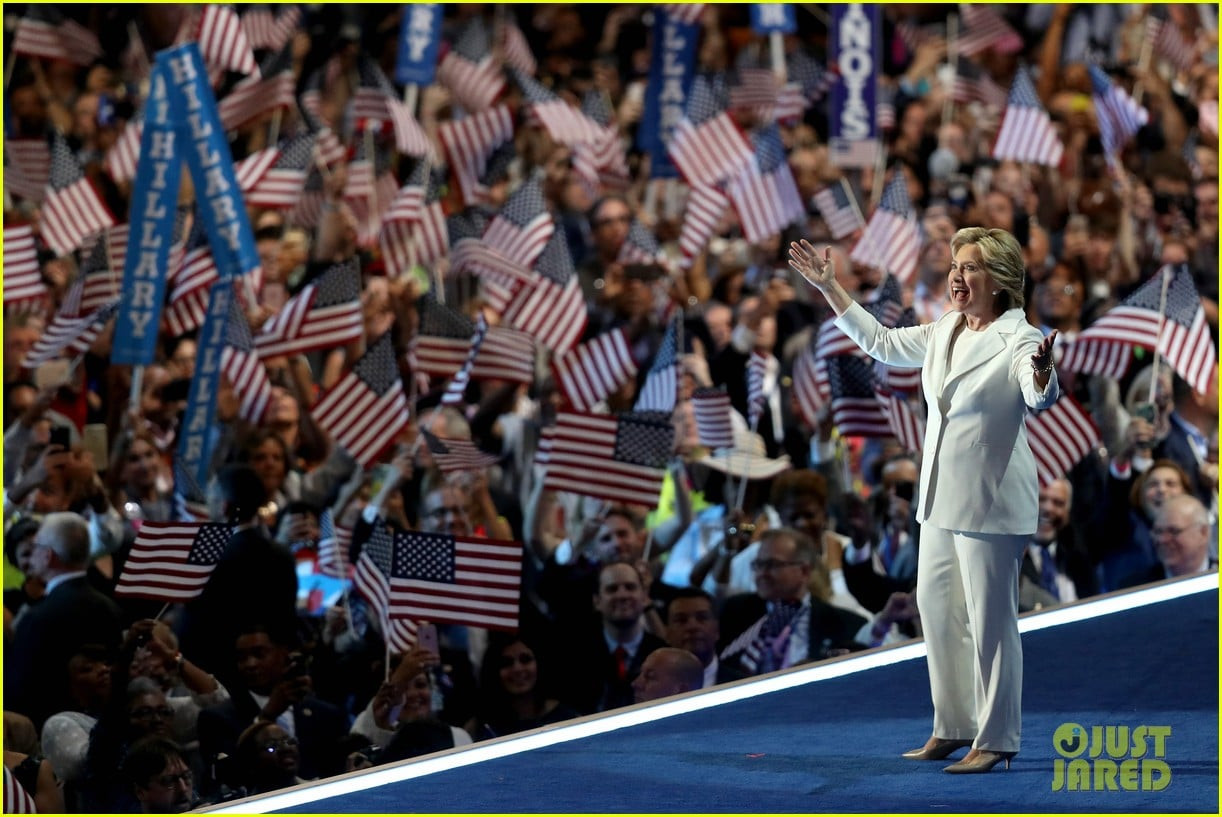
[789, 227, 1059, 774]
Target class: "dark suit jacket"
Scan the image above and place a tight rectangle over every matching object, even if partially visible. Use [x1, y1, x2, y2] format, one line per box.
[708, 344, 784, 458]
[5, 575, 123, 728]
[176, 527, 298, 684]
[560, 628, 667, 715]
[197, 689, 347, 790]
[717, 593, 868, 683]
[1157, 419, 1211, 506]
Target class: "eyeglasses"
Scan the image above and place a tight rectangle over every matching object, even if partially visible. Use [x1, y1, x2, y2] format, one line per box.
[1152, 525, 1194, 537]
[130, 706, 175, 720]
[750, 558, 804, 572]
[153, 770, 193, 788]
[260, 736, 299, 753]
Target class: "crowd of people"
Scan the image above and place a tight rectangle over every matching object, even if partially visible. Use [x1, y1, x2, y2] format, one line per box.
[2, 3, 1219, 810]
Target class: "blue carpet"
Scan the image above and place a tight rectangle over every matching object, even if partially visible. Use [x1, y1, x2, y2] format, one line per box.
[237, 584, 1218, 814]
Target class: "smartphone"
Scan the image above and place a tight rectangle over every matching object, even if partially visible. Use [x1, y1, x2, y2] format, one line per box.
[82, 423, 109, 469]
[1133, 402, 1157, 424]
[34, 359, 71, 390]
[416, 623, 439, 654]
[49, 425, 72, 449]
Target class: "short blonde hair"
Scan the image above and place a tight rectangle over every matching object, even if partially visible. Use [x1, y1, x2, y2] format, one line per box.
[950, 227, 1026, 312]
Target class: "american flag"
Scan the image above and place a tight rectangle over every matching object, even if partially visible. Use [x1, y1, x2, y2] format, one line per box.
[957, 5, 1024, 57]
[103, 115, 143, 185]
[727, 124, 805, 243]
[813, 179, 866, 239]
[1025, 394, 1100, 487]
[222, 293, 272, 423]
[420, 430, 500, 474]
[353, 521, 418, 654]
[352, 57, 433, 159]
[499, 16, 537, 76]
[3, 225, 46, 308]
[114, 522, 231, 602]
[635, 315, 681, 413]
[500, 228, 588, 356]
[992, 66, 1064, 167]
[41, 131, 115, 257]
[729, 67, 808, 124]
[540, 411, 675, 507]
[572, 91, 630, 192]
[692, 387, 734, 449]
[953, 60, 1009, 110]
[4, 766, 37, 815]
[1060, 265, 1216, 394]
[864, 277, 923, 393]
[219, 41, 297, 130]
[23, 291, 119, 369]
[850, 173, 921, 284]
[381, 160, 449, 275]
[669, 73, 756, 187]
[438, 104, 516, 206]
[256, 257, 363, 358]
[1144, 16, 1196, 73]
[388, 529, 523, 631]
[792, 335, 826, 427]
[197, 4, 260, 77]
[316, 508, 352, 580]
[165, 212, 220, 338]
[618, 220, 663, 267]
[875, 381, 924, 453]
[787, 48, 835, 105]
[455, 176, 555, 312]
[746, 350, 771, 430]
[1089, 65, 1148, 160]
[241, 4, 301, 52]
[679, 183, 730, 260]
[76, 224, 129, 314]
[4, 138, 50, 203]
[344, 133, 401, 246]
[512, 68, 605, 147]
[10, 5, 102, 65]
[442, 313, 488, 406]
[824, 355, 892, 437]
[436, 17, 505, 112]
[412, 297, 536, 385]
[312, 333, 409, 467]
[241, 133, 316, 208]
[553, 329, 639, 412]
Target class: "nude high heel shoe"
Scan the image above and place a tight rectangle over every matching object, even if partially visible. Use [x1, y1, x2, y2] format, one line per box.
[901, 737, 974, 760]
[943, 749, 1016, 773]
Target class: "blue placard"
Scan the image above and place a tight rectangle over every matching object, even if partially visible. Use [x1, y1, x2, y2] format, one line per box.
[176, 281, 231, 489]
[395, 3, 442, 86]
[639, 8, 699, 180]
[158, 44, 259, 280]
[111, 62, 183, 365]
[829, 4, 880, 168]
[750, 4, 796, 34]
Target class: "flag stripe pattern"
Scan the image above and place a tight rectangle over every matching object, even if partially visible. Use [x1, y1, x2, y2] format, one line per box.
[41, 131, 115, 256]
[692, 387, 735, 449]
[256, 258, 363, 358]
[3, 225, 46, 306]
[198, 5, 259, 77]
[850, 174, 921, 284]
[553, 330, 639, 412]
[1025, 394, 1100, 487]
[311, 333, 409, 468]
[635, 315, 681, 413]
[992, 66, 1064, 167]
[389, 530, 523, 631]
[1089, 65, 1149, 160]
[421, 431, 500, 473]
[813, 181, 866, 240]
[438, 105, 515, 206]
[540, 412, 674, 506]
[354, 522, 418, 654]
[114, 522, 231, 601]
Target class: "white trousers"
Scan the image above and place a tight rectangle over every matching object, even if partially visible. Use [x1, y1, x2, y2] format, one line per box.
[916, 526, 1027, 752]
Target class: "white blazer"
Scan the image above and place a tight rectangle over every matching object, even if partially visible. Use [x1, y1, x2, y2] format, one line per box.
[834, 302, 1058, 535]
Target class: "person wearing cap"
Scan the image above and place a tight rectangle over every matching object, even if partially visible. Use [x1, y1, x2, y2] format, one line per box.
[790, 227, 1059, 774]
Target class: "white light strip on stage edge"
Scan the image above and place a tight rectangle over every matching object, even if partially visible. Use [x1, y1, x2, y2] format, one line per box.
[202, 573, 1217, 814]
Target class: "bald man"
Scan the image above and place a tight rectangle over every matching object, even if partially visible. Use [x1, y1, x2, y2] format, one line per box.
[632, 648, 705, 704]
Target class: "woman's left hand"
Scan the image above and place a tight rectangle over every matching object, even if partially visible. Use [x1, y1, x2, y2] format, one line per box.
[1031, 330, 1058, 372]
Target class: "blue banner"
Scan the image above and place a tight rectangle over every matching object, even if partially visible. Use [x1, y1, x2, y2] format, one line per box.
[750, 4, 796, 34]
[111, 62, 183, 366]
[639, 8, 699, 180]
[395, 3, 442, 86]
[176, 281, 231, 490]
[829, 4, 880, 168]
[158, 44, 259, 280]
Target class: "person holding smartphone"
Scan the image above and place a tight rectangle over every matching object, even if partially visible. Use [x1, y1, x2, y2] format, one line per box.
[790, 227, 1058, 774]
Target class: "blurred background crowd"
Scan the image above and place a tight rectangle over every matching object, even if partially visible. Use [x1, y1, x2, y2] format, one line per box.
[1, 3, 1218, 812]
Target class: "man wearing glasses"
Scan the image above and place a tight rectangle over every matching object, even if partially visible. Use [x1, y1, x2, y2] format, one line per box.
[123, 737, 197, 813]
[716, 528, 871, 682]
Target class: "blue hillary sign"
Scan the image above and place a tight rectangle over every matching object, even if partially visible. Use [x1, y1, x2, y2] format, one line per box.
[176, 281, 231, 490]
[111, 62, 182, 365]
[395, 4, 442, 86]
[639, 8, 699, 179]
[750, 4, 796, 34]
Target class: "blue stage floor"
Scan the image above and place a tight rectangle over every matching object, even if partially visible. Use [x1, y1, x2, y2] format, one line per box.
[203, 574, 1218, 814]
